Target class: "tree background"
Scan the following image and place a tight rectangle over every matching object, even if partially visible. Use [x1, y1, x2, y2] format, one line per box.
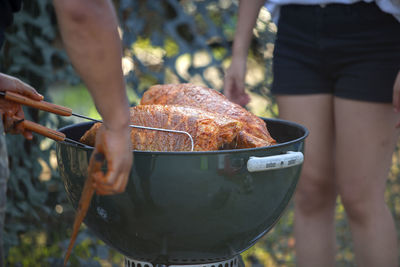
[0, 0, 399, 266]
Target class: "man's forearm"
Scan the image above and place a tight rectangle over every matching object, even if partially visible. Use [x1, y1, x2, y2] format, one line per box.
[232, 0, 267, 59]
[53, 0, 130, 130]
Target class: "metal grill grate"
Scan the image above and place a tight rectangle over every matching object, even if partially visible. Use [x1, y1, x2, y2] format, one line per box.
[124, 256, 241, 267]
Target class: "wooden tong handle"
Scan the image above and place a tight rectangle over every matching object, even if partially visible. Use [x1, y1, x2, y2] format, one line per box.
[4, 91, 72, 116]
[64, 153, 105, 266]
[21, 120, 66, 141]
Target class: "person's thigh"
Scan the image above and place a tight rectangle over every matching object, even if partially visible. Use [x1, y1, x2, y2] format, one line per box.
[334, 97, 400, 212]
[276, 94, 336, 208]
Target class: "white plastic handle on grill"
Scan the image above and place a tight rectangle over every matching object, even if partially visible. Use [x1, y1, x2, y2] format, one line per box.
[247, 151, 304, 172]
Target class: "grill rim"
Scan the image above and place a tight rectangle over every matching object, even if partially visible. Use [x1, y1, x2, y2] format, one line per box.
[57, 117, 309, 155]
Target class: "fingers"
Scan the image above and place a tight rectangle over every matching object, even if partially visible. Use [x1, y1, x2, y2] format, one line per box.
[223, 61, 250, 106]
[3, 114, 15, 133]
[1, 113, 34, 140]
[15, 79, 44, 101]
[90, 124, 133, 195]
[0, 73, 43, 100]
[92, 156, 131, 195]
[224, 77, 250, 106]
[235, 85, 250, 106]
[393, 72, 400, 111]
[392, 71, 400, 127]
[1, 108, 33, 139]
[94, 171, 130, 195]
[22, 131, 33, 140]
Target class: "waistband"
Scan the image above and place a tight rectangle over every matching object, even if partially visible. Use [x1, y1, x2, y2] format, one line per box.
[281, 1, 382, 16]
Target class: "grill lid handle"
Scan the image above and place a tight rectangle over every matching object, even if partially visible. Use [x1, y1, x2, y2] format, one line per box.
[247, 151, 304, 172]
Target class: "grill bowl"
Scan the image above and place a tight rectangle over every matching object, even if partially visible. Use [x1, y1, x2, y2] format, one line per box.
[56, 118, 308, 265]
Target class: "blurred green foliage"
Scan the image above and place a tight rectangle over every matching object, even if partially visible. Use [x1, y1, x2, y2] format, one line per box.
[0, 0, 399, 266]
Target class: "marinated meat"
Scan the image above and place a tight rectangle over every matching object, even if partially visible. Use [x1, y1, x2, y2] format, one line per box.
[80, 105, 243, 151]
[140, 83, 276, 147]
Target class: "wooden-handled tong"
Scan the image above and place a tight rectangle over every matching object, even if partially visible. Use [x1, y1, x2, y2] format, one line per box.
[1, 91, 73, 116]
[0, 91, 100, 146]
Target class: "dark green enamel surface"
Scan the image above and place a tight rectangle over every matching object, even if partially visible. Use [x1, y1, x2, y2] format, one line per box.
[56, 119, 308, 264]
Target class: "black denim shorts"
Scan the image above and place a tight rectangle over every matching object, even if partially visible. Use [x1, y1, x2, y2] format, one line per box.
[271, 2, 400, 103]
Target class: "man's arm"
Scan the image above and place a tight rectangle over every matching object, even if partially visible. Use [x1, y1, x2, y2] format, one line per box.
[53, 0, 132, 194]
[53, 0, 129, 130]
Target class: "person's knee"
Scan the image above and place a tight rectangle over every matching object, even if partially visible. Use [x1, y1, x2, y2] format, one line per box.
[295, 169, 336, 216]
[339, 186, 378, 224]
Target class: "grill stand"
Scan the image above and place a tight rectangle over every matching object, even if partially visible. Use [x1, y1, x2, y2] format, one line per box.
[124, 255, 243, 267]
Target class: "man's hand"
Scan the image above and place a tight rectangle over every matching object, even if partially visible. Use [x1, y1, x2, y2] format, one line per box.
[90, 124, 132, 195]
[223, 58, 250, 106]
[0, 73, 43, 139]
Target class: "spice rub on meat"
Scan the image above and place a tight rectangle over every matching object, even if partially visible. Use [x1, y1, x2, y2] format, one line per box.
[80, 83, 276, 151]
[80, 105, 243, 151]
[140, 83, 276, 148]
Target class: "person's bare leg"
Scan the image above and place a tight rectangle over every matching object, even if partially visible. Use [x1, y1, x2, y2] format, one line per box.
[277, 94, 337, 267]
[334, 97, 399, 267]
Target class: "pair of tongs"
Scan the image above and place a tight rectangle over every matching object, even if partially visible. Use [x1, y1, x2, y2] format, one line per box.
[0, 91, 195, 150]
[0, 91, 96, 147]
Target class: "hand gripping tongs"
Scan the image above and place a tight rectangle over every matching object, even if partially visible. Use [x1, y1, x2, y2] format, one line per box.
[0, 90, 94, 147]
